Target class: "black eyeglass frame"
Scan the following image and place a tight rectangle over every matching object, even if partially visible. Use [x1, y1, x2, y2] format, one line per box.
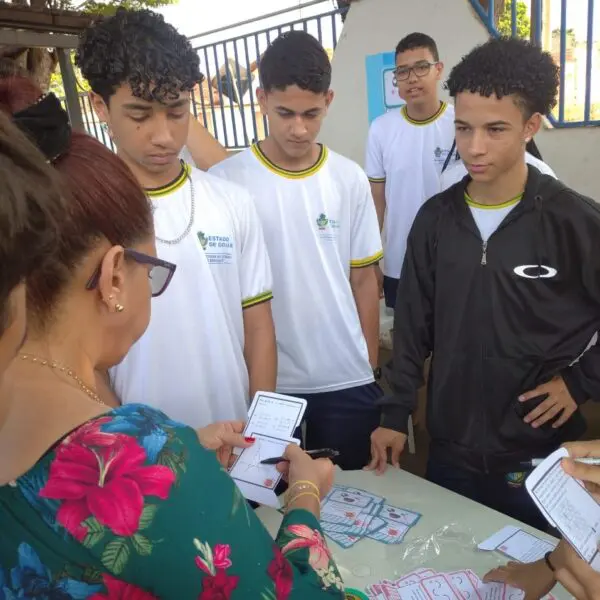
[394, 61, 439, 82]
[85, 248, 177, 298]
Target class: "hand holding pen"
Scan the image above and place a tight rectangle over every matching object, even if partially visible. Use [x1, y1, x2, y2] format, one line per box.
[260, 448, 339, 465]
[561, 440, 600, 501]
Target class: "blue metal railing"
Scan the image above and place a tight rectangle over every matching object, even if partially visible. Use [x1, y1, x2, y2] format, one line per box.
[188, 2, 345, 150]
[470, 0, 599, 128]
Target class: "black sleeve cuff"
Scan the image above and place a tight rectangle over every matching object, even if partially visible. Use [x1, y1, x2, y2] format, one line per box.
[376, 397, 412, 434]
[561, 365, 589, 405]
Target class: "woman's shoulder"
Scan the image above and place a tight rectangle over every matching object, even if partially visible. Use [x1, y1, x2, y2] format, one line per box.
[15, 404, 199, 537]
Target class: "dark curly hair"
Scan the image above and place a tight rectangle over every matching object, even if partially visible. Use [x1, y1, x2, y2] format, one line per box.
[259, 30, 331, 94]
[446, 37, 559, 117]
[76, 8, 202, 104]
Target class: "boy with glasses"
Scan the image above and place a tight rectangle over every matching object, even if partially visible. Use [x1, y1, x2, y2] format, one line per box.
[365, 33, 457, 309]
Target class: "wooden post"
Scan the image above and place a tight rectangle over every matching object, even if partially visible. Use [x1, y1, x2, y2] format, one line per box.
[57, 48, 84, 132]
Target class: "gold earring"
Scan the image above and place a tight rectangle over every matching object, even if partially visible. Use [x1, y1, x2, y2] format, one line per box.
[115, 304, 125, 313]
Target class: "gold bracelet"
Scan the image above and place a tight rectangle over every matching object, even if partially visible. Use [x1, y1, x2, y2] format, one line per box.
[288, 480, 320, 496]
[286, 491, 321, 508]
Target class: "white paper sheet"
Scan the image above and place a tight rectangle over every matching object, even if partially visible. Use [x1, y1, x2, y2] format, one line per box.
[229, 433, 299, 508]
[478, 525, 556, 563]
[525, 447, 600, 570]
[243, 391, 307, 438]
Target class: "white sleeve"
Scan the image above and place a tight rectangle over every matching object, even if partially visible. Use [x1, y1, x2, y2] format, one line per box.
[236, 193, 273, 308]
[350, 170, 384, 268]
[365, 121, 386, 182]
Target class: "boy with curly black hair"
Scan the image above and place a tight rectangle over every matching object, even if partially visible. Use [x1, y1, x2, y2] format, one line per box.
[381, 37, 600, 529]
[76, 9, 277, 428]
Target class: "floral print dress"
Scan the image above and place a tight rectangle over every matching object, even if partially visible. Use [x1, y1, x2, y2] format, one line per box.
[0, 404, 344, 599]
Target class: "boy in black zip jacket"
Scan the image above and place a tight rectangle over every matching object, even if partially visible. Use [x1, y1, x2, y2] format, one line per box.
[372, 37, 600, 530]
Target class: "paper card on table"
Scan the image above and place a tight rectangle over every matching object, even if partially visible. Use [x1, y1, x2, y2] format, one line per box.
[525, 447, 600, 570]
[327, 486, 376, 509]
[343, 486, 386, 505]
[445, 570, 482, 600]
[229, 433, 299, 508]
[321, 500, 361, 526]
[478, 525, 556, 563]
[496, 529, 556, 563]
[414, 569, 437, 577]
[397, 575, 422, 586]
[379, 504, 421, 527]
[467, 580, 506, 600]
[323, 529, 361, 549]
[321, 520, 355, 534]
[420, 575, 462, 600]
[396, 582, 433, 600]
[367, 520, 410, 544]
[364, 516, 386, 536]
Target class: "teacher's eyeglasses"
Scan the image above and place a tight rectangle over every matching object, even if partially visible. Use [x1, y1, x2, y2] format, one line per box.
[85, 249, 177, 298]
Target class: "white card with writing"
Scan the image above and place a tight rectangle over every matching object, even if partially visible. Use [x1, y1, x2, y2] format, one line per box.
[526, 447, 600, 570]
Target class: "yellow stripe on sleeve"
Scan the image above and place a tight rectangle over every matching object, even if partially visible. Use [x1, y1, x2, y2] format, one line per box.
[350, 250, 384, 268]
[368, 176, 386, 183]
[242, 291, 274, 309]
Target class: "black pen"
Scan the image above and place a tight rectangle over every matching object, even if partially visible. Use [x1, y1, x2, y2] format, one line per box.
[260, 448, 339, 465]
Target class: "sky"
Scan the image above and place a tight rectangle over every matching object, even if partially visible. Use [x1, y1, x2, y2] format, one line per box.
[157, 0, 598, 42]
[158, 0, 339, 40]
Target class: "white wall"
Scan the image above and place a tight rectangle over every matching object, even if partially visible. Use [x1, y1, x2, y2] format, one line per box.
[320, 0, 599, 199]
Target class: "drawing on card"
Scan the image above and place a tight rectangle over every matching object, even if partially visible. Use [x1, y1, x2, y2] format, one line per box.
[230, 434, 291, 489]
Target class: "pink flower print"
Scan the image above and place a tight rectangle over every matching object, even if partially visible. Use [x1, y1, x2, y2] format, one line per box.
[89, 574, 159, 599]
[40, 430, 175, 540]
[281, 524, 332, 572]
[212, 544, 233, 570]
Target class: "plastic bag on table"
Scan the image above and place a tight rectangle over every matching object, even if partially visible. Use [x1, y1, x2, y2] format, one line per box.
[383, 522, 480, 577]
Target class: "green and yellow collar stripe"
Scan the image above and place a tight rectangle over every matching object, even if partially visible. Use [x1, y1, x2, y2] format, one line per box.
[146, 161, 191, 198]
[465, 191, 523, 210]
[401, 101, 447, 126]
[242, 290, 273, 309]
[350, 250, 384, 268]
[251, 143, 328, 179]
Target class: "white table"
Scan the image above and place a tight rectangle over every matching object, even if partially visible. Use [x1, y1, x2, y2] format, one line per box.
[257, 468, 572, 598]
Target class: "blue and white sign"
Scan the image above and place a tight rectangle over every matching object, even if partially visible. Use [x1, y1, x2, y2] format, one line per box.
[365, 51, 405, 123]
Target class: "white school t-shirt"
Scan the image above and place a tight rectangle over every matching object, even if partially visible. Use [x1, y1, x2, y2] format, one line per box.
[110, 162, 273, 427]
[365, 102, 457, 279]
[210, 144, 383, 394]
[441, 152, 557, 190]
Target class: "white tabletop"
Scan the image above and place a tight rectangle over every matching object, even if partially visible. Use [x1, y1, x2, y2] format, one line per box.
[257, 468, 572, 598]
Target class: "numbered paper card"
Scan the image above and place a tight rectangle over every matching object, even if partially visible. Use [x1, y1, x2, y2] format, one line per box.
[525, 447, 600, 570]
[244, 391, 307, 439]
[229, 433, 300, 508]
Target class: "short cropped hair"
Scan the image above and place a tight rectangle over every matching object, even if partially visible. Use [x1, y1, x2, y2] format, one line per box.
[395, 33, 440, 62]
[259, 30, 331, 94]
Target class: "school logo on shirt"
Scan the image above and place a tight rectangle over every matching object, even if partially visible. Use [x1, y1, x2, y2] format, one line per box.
[505, 471, 526, 488]
[434, 146, 453, 164]
[197, 231, 208, 250]
[197, 230, 234, 264]
[316, 213, 340, 241]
